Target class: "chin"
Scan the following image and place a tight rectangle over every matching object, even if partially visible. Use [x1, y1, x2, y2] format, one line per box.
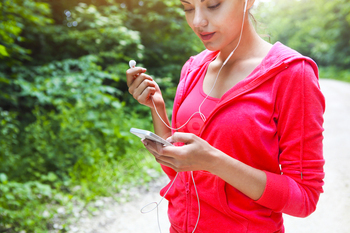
[202, 42, 220, 52]
[205, 46, 218, 52]
[201, 38, 228, 52]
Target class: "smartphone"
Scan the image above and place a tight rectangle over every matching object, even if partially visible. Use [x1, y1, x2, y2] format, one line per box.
[130, 128, 173, 147]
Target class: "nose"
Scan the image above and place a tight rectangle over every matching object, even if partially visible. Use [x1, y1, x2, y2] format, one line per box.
[192, 9, 208, 28]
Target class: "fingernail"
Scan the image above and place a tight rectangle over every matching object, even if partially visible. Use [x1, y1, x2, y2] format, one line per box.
[166, 137, 174, 143]
[142, 139, 148, 146]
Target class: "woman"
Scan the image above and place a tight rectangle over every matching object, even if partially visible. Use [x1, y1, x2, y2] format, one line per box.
[126, 0, 325, 232]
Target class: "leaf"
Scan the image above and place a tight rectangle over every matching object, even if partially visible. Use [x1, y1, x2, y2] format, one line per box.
[0, 173, 8, 183]
[0, 45, 9, 57]
[0, 76, 10, 84]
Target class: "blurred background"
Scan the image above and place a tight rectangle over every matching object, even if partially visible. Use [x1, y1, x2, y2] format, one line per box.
[0, 0, 349, 232]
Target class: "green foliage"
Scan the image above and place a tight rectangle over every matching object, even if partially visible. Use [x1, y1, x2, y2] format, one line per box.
[0, 19, 151, 231]
[319, 66, 350, 83]
[1, 53, 145, 181]
[126, 0, 204, 79]
[0, 100, 157, 232]
[0, 0, 53, 64]
[0, 0, 192, 231]
[0, 178, 57, 232]
[1, 3, 143, 109]
[69, 147, 163, 202]
[0, 0, 54, 110]
[14, 55, 122, 109]
[2, 0, 348, 232]
[0, 110, 19, 169]
[254, 0, 350, 68]
[27, 3, 143, 65]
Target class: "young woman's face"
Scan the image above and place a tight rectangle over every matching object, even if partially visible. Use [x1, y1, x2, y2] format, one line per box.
[180, 0, 247, 51]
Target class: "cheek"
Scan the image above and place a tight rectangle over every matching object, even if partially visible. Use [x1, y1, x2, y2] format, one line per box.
[216, 15, 243, 38]
[186, 16, 195, 31]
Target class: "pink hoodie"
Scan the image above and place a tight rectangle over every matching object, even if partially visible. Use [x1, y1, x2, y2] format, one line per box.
[160, 42, 325, 233]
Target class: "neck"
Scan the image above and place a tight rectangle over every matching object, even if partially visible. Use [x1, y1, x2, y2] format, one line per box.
[217, 19, 266, 65]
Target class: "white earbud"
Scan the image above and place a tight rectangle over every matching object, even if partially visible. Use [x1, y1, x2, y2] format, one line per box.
[129, 60, 136, 68]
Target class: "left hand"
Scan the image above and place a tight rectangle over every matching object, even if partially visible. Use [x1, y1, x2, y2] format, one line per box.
[142, 132, 219, 173]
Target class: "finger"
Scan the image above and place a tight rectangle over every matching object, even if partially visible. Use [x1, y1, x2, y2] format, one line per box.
[142, 141, 163, 161]
[155, 157, 178, 171]
[136, 86, 156, 104]
[143, 144, 178, 170]
[143, 139, 166, 155]
[128, 74, 154, 95]
[168, 132, 196, 145]
[126, 67, 147, 86]
[127, 69, 148, 87]
[133, 79, 156, 98]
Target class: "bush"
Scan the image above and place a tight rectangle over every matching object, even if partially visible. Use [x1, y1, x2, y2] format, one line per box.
[319, 66, 350, 83]
[0, 0, 198, 232]
[0, 175, 56, 232]
[0, 46, 161, 231]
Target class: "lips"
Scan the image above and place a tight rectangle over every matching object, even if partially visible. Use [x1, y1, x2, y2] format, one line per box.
[200, 32, 216, 41]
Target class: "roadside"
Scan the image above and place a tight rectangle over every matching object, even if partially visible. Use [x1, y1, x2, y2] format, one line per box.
[69, 175, 171, 233]
[283, 79, 350, 232]
[70, 79, 350, 233]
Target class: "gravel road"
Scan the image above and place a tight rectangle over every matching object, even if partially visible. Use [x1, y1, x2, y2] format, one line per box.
[71, 79, 350, 233]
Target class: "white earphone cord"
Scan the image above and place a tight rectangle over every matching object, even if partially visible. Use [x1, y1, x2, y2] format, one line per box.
[151, 1, 247, 131]
[133, 2, 247, 232]
[140, 171, 200, 233]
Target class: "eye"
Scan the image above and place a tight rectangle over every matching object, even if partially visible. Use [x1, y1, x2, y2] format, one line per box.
[183, 6, 194, 13]
[208, 3, 221, 10]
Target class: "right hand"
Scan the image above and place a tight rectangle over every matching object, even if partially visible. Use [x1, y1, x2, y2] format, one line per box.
[126, 66, 164, 109]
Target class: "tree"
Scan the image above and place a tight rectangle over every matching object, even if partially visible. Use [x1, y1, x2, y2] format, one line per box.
[254, 0, 350, 68]
[0, 0, 53, 64]
[0, 0, 200, 184]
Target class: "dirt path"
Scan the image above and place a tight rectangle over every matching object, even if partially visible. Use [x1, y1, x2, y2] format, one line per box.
[72, 79, 350, 233]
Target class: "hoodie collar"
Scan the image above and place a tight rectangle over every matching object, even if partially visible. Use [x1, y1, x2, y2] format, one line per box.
[198, 42, 318, 136]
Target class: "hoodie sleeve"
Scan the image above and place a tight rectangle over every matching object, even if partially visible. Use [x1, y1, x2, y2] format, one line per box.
[256, 60, 325, 217]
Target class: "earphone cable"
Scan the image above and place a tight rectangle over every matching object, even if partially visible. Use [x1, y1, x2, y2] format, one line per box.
[136, 2, 248, 232]
[151, 4, 247, 131]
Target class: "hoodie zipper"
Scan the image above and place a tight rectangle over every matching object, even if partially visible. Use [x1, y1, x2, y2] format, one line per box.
[185, 181, 190, 233]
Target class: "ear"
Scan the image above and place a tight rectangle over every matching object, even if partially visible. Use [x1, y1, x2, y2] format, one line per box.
[246, 0, 255, 11]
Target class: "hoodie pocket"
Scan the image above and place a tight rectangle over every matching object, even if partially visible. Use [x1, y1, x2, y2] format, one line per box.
[216, 178, 249, 233]
[160, 174, 187, 231]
